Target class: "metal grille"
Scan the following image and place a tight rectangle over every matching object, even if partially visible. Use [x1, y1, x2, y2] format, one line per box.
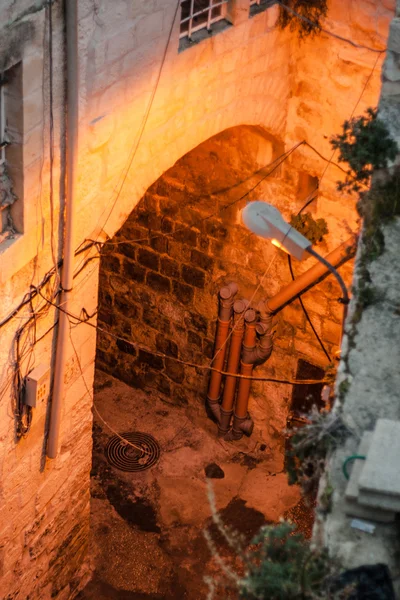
[0, 76, 6, 166]
[180, 0, 229, 39]
[105, 432, 160, 472]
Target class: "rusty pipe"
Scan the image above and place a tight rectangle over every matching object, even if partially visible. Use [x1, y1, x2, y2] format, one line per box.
[225, 311, 257, 441]
[265, 237, 356, 315]
[218, 299, 248, 436]
[206, 283, 238, 422]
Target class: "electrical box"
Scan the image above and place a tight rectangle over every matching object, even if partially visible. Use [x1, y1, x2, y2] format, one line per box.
[24, 364, 50, 408]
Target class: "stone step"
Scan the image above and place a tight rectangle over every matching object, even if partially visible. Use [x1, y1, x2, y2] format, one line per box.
[358, 419, 400, 512]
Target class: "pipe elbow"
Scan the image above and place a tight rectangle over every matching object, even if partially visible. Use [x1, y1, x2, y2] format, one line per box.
[219, 282, 238, 320]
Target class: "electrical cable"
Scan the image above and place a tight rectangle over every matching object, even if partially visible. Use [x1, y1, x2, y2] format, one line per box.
[277, 1, 387, 53]
[285, 49, 383, 363]
[73, 0, 181, 279]
[37, 286, 328, 385]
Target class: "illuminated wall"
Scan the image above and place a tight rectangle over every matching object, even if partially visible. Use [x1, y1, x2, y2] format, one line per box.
[0, 0, 393, 597]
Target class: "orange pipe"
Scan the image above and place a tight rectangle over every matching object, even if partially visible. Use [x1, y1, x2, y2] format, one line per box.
[235, 321, 257, 419]
[266, 237, 356, 314]
[221, 315, 245, 413]
[207, 318, 231, 402]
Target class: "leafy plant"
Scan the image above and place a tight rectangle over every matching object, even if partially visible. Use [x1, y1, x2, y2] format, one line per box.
[240, 522, 331, 599]
[330, 108, 398, 193]
[277, 0, 328, 39]
[290, 212, 328, 244]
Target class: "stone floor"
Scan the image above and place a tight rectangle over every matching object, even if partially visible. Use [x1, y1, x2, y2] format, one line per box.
[78, 369, 308, 599]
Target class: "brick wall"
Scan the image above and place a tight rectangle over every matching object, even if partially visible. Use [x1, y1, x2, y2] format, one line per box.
[96, 125, 353, 467]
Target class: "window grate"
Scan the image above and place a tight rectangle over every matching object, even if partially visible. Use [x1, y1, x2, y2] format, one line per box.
[0, 76, 6, 166]
[180, 0, 229, 39]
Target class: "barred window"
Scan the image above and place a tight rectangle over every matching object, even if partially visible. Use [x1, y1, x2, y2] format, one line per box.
[0, 64, 22, 242]
[0, 76, 7, 166]
[180, 0, 229, 39]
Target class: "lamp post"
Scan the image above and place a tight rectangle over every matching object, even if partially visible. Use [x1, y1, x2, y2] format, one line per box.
[242, 201, 349, 305]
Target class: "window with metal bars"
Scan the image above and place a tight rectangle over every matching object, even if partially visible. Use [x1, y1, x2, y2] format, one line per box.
[180, 0, 229, 39]
[0, 75, 8, 166]
[0, 64, 22, 242]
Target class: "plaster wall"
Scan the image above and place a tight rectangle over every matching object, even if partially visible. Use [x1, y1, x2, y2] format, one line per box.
[0, 0, 394, 597]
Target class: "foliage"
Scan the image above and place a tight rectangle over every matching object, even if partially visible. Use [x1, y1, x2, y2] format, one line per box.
[290, 212, 328, 244]
[330, 108, 398, 193]
[277, 0, 328, 39]
[285, 407, 349, 496]
[239, 523, 331, 600]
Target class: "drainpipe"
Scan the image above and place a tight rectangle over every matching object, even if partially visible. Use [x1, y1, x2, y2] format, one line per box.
[206, 283, 238, 423]
[265, 237, 356, 315]
[224, 238, 356, 441]
[47, 0, 79, 458]
[225, 309, 257, 441]
[218, 298, 248, 437]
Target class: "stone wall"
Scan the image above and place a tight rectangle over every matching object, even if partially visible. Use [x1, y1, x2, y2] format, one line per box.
[96, 124, 353, 467]
[0, 0, 394, 597]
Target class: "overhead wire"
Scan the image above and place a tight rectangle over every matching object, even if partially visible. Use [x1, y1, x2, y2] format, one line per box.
[1, 2, 387, 434]
[286, 50, 384, 364]
[73, 0, 181, 279]
[37, 286, 328, 385]
[276, 1, 387, 53]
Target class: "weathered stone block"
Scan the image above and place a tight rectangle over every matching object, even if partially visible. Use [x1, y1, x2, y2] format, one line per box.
[116, 338, 137, 356]
[102, 254, 121, 274]
[184, 311, 208, 334]
[146, 271, 171, 293]
[161, 217, 174, 233]
[160, 256, 180, 278]
[174, 225, 198, 247]
[150, 234, 169, 254]
[122, 260, 146, 283]
[143, 308, 171, 334]
[182, 264, 206, 288]
[188, 330, 202, 348]
[138, 247, 160, 271]
[172, 281, 194, 305]
[190, 249, 214, 270]
[138, 349, 164, 370]
[117, 243, 136, 260]
[165, 357, 185, 383]
[156, 334, 178, 358]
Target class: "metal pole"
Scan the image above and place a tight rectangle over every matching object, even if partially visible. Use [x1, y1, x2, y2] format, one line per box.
[47, 0, 79, 458]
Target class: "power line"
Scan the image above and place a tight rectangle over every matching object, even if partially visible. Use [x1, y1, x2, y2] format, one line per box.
[277, 1, 387, 53]
[37, 288, 328, 385]
[74, 0, 181, 279]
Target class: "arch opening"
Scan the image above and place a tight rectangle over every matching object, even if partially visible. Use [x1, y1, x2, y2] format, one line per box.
[90, 124, 354, 595]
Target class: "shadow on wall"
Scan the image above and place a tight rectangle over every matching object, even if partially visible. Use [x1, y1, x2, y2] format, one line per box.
[95, 124, 338, 416]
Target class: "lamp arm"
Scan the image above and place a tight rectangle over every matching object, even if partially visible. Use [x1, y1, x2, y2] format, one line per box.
[306, 246, 349, 305]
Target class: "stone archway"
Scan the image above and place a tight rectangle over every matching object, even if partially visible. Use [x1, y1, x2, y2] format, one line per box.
[85, 124, 354, 597]
[95, 124, 346, 460]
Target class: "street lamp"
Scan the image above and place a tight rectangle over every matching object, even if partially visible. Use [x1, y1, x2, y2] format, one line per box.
[242, 201, 349, 305]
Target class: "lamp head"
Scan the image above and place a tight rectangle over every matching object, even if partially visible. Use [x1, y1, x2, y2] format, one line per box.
[241, 201, 311, 261]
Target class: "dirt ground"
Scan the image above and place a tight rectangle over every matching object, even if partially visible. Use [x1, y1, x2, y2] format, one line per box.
[78, 370, 311, 599]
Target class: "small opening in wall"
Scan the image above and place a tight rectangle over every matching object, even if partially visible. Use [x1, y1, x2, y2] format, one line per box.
[290, 358, 325, 418]
[297, 172, 319, 204]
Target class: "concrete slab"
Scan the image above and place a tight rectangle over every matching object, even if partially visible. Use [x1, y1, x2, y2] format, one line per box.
[343, 499, 396, 523]
[358, 419, 400, 508]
